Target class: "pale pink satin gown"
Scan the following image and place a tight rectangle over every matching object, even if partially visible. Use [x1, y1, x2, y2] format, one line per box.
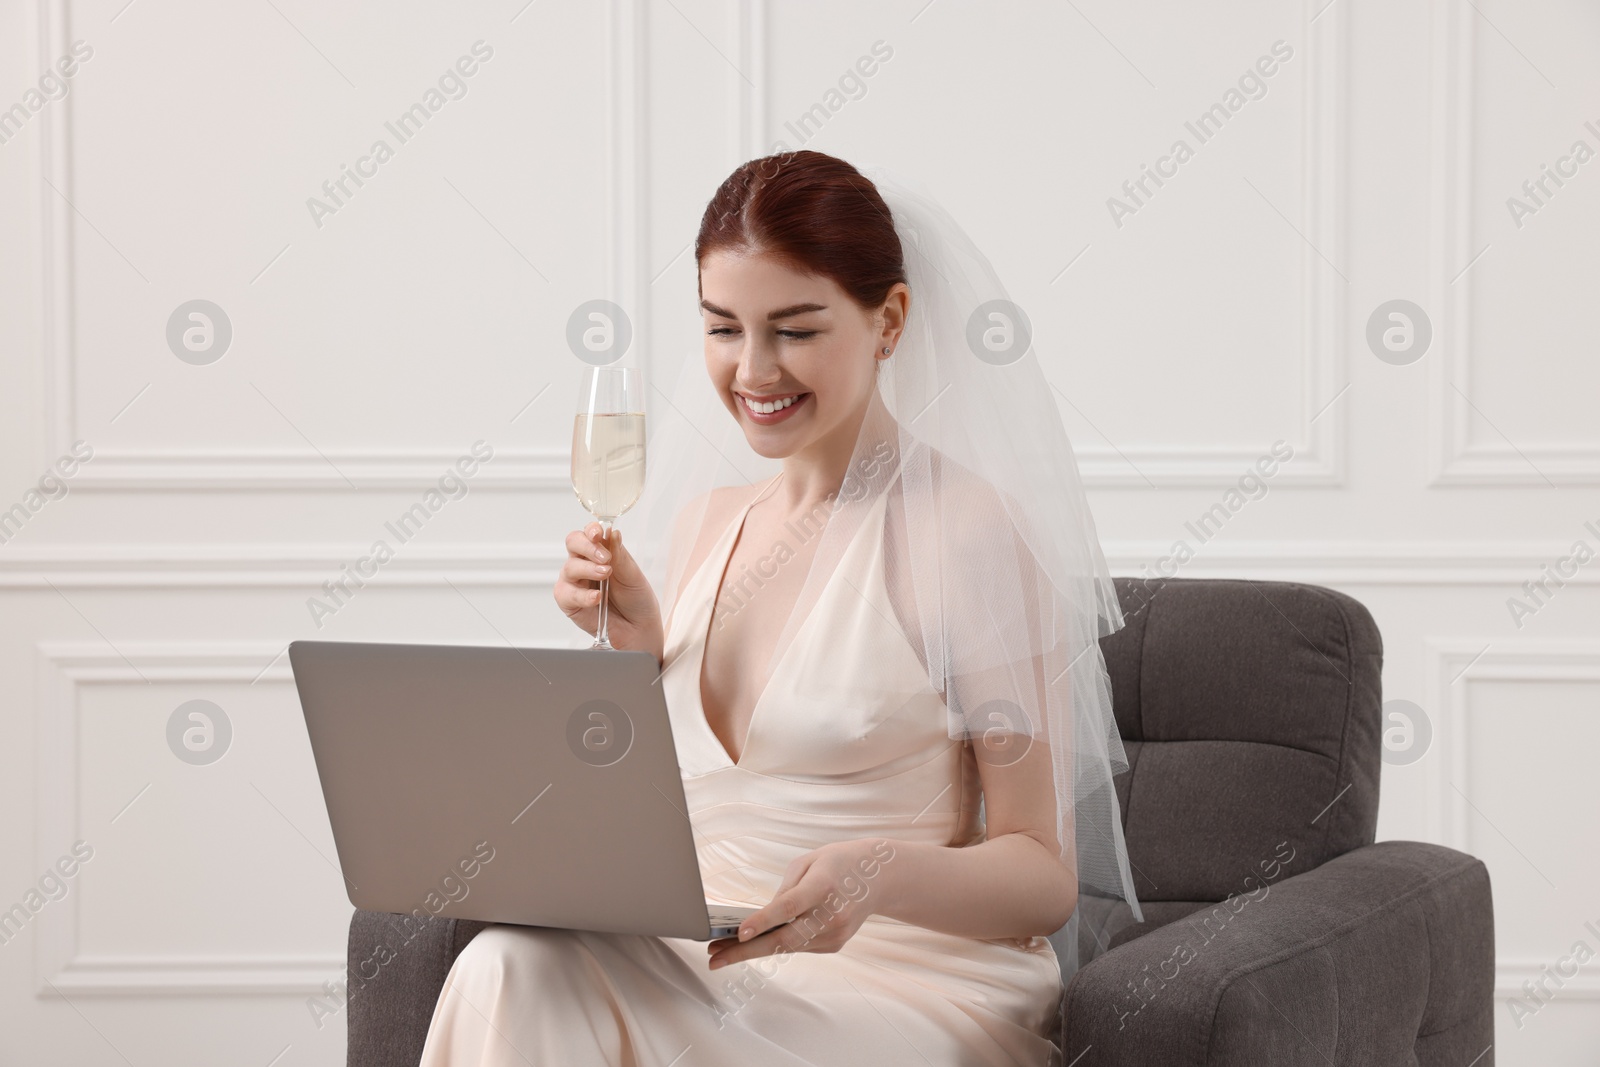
[417, 488, 1064, 1066]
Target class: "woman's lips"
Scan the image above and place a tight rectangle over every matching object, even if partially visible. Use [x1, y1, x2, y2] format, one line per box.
[738, 391, 809, 425]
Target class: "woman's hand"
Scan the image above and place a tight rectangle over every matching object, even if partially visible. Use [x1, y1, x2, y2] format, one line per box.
[556, 523, 664, 662]
[707, 838, 897, 969]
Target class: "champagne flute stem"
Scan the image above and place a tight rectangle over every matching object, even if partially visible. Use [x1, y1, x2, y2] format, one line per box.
[594, 519, 614, 650]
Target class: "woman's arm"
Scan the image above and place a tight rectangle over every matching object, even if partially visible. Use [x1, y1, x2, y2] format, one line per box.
[871, 737, 1076, 940]
[709, 735, 1075, 968]
[874, 487, 1078, 941]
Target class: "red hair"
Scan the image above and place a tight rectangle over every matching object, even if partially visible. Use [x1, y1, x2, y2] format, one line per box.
[695, 150, 906, 311]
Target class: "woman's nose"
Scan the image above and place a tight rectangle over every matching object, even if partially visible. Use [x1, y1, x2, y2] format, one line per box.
[737, 336, 781, 387]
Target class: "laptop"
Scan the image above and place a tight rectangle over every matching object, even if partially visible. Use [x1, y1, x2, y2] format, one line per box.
[287, 639, 757, 940]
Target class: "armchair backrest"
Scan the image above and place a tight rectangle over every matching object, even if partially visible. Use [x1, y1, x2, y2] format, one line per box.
[1099, 577, 1384, 904]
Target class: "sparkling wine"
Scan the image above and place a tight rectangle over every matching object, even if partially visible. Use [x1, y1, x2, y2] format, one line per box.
[571, 412, 645, 520]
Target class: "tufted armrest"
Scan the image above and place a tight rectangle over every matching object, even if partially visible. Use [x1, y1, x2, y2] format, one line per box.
[1061, 841, 1495, 1066]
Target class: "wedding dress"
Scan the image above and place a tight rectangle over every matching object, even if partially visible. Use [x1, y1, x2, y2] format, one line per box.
[417, 472, 1065, 1067]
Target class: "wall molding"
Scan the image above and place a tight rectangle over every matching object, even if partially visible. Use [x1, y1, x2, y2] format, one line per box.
[1105, 540, 1600, 586]
[1071, 0, 1349, 487]
[38, 0, 647, 493]
[59, 450, 574, 491]
[44, 955, 348, 997]
[1495, 960, 1600, 1002]
[38, 0, 72, 478]
[606, 0, 648, 382]
[733, 0, 766, 161]
[5, 539, 1600, 588]
[33, 642, 344, 995]
[1425, 639, 1600, 848]
[1424, 639, 1600, 1004]
[1426, 0, 1600, 486]
[0, 543, 562, 588]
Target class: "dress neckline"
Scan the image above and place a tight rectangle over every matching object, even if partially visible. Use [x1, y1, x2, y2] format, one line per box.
[689, 478, 890, 770]
[692, 491, 776, 768]
[691, 483, 876, 767]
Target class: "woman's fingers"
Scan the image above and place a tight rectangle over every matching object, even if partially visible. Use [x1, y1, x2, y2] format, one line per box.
[555, 565, 606, 621]
[560, 556, 611, 584]
[559, 529, 617, 608]
[707, 921, 809, 969]
[738, 862, 811, 942]
[707, 887, 828, 968]
[555, 582, 599, 619]
[555, 525, 661, 648]
[733, 901, 792, 946]
[555, 567, 606, 611]
[704, 844, 885, 969]
[565, 527, 610, 564]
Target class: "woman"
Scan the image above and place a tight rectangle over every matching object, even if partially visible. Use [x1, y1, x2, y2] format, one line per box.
[419, 151, 1140, 1066]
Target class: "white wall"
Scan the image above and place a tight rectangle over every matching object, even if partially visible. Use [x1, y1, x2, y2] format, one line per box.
[1, 0, 1596, 1063]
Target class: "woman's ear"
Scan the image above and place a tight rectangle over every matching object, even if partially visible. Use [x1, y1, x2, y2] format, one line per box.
[880, 282, 911, 354]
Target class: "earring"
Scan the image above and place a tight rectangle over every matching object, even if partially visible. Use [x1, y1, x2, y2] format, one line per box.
[882, 346, 891, 354]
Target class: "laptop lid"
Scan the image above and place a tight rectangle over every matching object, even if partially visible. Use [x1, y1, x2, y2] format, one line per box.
[288, 640, 717, 939]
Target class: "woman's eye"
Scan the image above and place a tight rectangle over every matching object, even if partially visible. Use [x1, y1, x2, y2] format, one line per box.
[704, 325, 816, 339]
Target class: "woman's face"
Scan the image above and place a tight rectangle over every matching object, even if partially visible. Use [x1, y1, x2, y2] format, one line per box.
[699, 249, 904, 461]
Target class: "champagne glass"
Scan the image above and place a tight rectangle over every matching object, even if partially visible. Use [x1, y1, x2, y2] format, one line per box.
[571, 366, 645, 650]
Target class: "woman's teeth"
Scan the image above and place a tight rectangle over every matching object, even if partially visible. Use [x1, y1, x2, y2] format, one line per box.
[742, 393, 802, 414]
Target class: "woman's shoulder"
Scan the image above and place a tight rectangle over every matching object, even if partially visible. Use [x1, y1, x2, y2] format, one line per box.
[895, 442, 1016, 541]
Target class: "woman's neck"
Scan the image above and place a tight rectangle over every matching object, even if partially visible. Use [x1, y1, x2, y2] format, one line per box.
[760, 389, 897, 519]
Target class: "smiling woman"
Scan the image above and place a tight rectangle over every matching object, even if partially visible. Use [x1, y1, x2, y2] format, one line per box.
[420, 150, 1140, 1066]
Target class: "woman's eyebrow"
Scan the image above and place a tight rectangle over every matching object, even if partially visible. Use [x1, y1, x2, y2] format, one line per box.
[698, 300, 827, 321]
[765, 302, 827, 320]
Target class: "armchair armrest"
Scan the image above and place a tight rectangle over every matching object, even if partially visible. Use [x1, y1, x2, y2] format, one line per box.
[1062, 841, 1494, 1067]
[344, 910, 490, 1067]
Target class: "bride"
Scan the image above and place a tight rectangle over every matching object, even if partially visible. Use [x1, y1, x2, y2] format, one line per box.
[419, 150, 1140, 1066]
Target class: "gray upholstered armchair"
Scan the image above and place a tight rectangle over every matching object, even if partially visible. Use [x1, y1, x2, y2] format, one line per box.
[342, 577, 1496, 1066]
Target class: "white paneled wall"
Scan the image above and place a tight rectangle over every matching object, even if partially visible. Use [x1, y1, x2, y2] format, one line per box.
[1, 0, 1596, 1063]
